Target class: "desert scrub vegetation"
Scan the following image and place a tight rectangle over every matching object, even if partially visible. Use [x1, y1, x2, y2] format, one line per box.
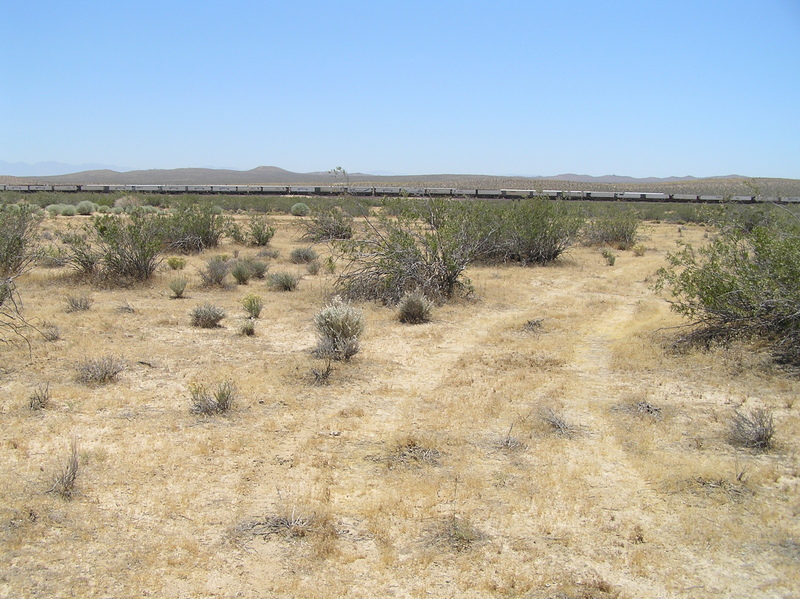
[335, 198, 495, 303]
[290, 202, 310, 216]
[163, 202, 229, 252]
[169, 277, 188, 299]
[230, 260, 253, 285]
[268, 271, 299, 292]
[314, 297, 365, 361]
[65, 294, 93, 312]
[301, 206, 354, 241]
[189, 380, 237, 414]
[730, 406, 775, 450]
[397, 290, 434, 324]
[583, 206, 641, 249]
[656, 211, 800, 366]
[0, 204, 41, 342]
[76, 355, 125, 385]
[166, 256, 186, 270]
[241, 293, 263, 318]
[190, 304, 226, 328]
[247, 213, 275, 246]
[290, 247, 318, 264]
[199, 256, 230, 287]
[29, 383, 51, 410]
[49, 438, 79, 499]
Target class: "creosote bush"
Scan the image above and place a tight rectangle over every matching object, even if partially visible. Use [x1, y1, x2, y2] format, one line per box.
[190, 304, 226, 328]
[397, 290, 433, 324]
[314, 297, 365, 361]
[247, 213, 275, 246]
[302, 207, 354, 241]
[76, 355, 124, 385]
[190, 380, 237, 414]
[730, 407, 775, 450]
[584, 208, 641, 249]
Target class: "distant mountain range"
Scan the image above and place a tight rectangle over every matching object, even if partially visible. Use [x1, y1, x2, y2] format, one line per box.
[2, 165, 798, 196]
[0, 161, 128, 177]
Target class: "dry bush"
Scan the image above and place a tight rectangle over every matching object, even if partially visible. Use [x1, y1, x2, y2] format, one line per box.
[76, 355, 124, 385]
[397, 290, 433, 324]
[427, 516, 484, 552]
[730, 407, 775, 450]
[198, 256, 230, 287]
[190, 304, 226, 328]
[65, 294, 93, 313]
[189, 380, 237, 415]
[540, 407, 580, 438]
[268, 272, 299, 292]
[29, 383, 50, 410]
[314, 297, 365, 361]
[387, 436, 441, 467]
[40, 322, 61, 342]
[290, 247, 319, 264]
[49, 438, 79, 499]
[237, 319, 256, 336]
[302, 207, 354, 241]
[311, 358, 333, 385]
[169, 277, 188, 299]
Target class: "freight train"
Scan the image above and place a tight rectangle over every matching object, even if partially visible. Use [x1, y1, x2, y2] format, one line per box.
[1, 183, 797, 203]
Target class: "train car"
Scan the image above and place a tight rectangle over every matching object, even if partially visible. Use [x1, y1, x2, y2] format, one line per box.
[476, 189, 502, 198]
[542, 190, 563, 198]
[163, 185, 188, 193]
[210, 185, 237, 193]
[374, 187, 401, 195]
[452, 189, 477, 197]
[53, 185, 79, 191]
[290, 186, 318, 195]
[426, 188, 454, 197]
[671, 194, 700, 201]
[620, 192, 645, 200]
[186, 185, 212, 193]
[347, 186, 374, 196]
[729, 196, 755, 203]
[565, 191, 586, 199]
[586, 191, 615, 200]
[316, 186, 342, 195]
[260, 186, 290, 194]
[399, 187, 425, 196]
[130, 185, 163, 192]
[502, 189, 533, 199]
[7, 185, 30, 191]
[643, 193, 669, 201]
[698, 195, 724, 202]
[236, 185, 262, 193]
[27, 185, 52, 191]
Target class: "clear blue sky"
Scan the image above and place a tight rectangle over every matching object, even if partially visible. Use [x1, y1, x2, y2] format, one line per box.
[3, 0, 799, 178]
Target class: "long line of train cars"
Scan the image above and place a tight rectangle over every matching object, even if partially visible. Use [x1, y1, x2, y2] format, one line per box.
[1, 183, 797, 203]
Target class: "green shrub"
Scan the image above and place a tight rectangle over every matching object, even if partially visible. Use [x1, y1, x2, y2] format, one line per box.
[0, 203, 41, 277]
[291, 202, 310, 217]
[230, 260, 252, 285]
[91, 211, 166, 281]
[61, 205, 77, 216]
[247, 259, 269, 279]
[164, 203, 229, 252]
[314, 297, 365, 361]
[302, 207, 354, 241]
[169, 277, 188, 299]
[238, 318, 256, 336]
[76, 201, 98, 215]
[290, 247, 318, 264]
[602, 249, 617, 266]
[268, 271, 299, 291]
[60, 232, 101, 277]
[656, 214, 800, 365]
[398, 290, 433, 324]
[248, 214, 276, 246]
[307, 261, 320, 275]
[190, 304, 226, 328]
[199, 256, 230, 287]
[584, 208, 640, 250]
[190, 380, 237, 414]
[241, 293, 263, 318]
[167, 256, 186, 270]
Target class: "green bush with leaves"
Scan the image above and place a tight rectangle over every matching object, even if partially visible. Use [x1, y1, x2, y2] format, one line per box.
[91, 210, 166, 280]
[291, 202, 310, 217]
[656, 214, 800, 365]
[268, 271, 299, 291]
[164, 202, 229, 252]
[248, 213, 276, 246]
[584, 207, 640, 250]
[302, 207, 354, 241]
[335, 198, 495, 303]
[241, 293, 263, 318]
[230, 260, 252, 285]
[0, 204, 42, 278]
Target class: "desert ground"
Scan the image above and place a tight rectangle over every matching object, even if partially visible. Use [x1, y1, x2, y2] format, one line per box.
[1, 215, 798, 598]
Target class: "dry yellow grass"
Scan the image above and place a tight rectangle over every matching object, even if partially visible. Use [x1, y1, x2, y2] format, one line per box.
[1, 217, 798, 598]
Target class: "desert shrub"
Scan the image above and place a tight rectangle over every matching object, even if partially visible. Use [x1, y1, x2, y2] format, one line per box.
[0, 204, 42, 277]
[336, 198, 495, 303]
[632, 244, 646, 257]
[61, 205, 77, 216]
[429, 517, 484, 552]
[45, 204, 66, 216]
[307, 261, 320, 275]
[258, 247, 280, 260]
[76, 355, 124, 385]
[584, 207, 640, 249]
[241, 293, 263, 318]
[40, 322, 61, 341]
[199, 256, 230, 287]
[226, 221, 247, 245]
[167, 256, 186, 270]
[238, 318, 256, 336]
[291, 202, 310, 216]
[248, 214, 275, 246]
[49, 439, 79, 499]
[60, 232, 101, 277]
[540, 408, 579, 438]
[268, 271, 298, 291]
[169, 277, 188, 298]
[190, 303, 226, 328]
[398, 290, 433, 324]
[164, 202, 229, 252]
[65, 294, 93, 312]
[76, 200, 98, 215]
[730, 407, 775, 450]
[302, 207, 354, 241]
[290, 247, 318, 264]
[245, 259, 268, 279]
[38, 245, 68, 268]
[655, 213, 800, 366]
[190, 380, 237, 414]
[230, 260, 252, 285]
[97, 205, 111, 214]
[116, 300, 135, 313]
[476, 198, 584, 265]
[29, 383, 50, 410]
[91, 211, 166, 281]
[314, 297, 365, 361]
[602, 249, 617, 266]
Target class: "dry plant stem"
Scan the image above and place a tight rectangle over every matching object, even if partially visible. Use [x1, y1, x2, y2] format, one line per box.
[49, 438, 79, 499]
